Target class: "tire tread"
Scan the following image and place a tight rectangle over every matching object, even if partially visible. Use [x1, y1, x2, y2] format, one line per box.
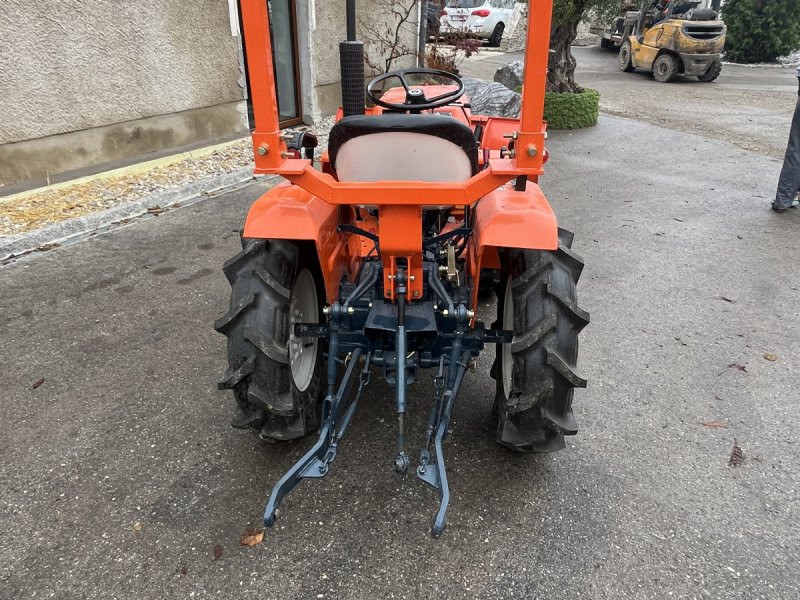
[493, 230, 589, 452]
[215, 239, 324, 441]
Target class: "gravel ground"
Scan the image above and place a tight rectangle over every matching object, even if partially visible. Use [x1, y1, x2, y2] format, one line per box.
[777, 50, 800, 65]
[0, 118, 337, 240]
[0, 141, 254, 237]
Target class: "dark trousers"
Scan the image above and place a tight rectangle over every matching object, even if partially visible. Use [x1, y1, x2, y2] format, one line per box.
[775, 96, 800, 208]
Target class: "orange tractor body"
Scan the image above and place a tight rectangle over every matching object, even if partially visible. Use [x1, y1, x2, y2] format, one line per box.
[216, 0, 588, 537]
[240, 0, 557, 304]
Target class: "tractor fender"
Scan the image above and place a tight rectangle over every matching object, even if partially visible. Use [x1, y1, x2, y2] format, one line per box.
[474, 183, 558, 254]
[468, 182, 558, 307]
[243, 181, 346, 301]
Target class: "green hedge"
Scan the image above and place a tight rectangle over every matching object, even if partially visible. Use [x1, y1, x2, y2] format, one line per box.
[513, 86, 599, 129]
[543, 88, 600, 130]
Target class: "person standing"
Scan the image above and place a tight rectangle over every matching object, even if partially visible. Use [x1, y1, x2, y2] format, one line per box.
[773, 65, 800, 213]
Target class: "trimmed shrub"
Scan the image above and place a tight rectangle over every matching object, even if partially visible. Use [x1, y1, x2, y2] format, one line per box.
[544, 88, 600, 129]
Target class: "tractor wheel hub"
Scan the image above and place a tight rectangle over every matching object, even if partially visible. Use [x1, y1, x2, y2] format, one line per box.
[289, 269, 319, 393]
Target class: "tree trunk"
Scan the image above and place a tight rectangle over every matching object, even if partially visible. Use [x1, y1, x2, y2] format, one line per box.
[419, 0, 429, 67]
[547, 22, 582, 93]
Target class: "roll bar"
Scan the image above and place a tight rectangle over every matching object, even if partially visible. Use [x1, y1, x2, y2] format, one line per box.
[238, 0, 555, 204]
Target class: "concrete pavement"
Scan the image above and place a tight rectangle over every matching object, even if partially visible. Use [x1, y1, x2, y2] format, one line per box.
[1, 116, 799, 599]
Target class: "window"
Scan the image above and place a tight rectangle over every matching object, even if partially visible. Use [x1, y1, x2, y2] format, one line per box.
[446, 0, 485, 8]
[268, 0, 302, 124]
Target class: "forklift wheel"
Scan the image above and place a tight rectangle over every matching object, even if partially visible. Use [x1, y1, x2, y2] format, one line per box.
[697, 61, 722, 83]
[215, 239, 326, 442]
[653, 53, 679, 83]
[619, 42, 635, 73]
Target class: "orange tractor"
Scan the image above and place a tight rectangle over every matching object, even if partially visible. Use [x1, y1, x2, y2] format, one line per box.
[216, 0, 589, 537]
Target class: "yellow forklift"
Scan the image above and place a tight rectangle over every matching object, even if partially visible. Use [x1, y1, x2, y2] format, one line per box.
[618, 0, 726, 83]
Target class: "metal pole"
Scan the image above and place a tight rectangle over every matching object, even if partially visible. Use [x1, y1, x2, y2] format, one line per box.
[418, 0, 429, 67]
[340, 0, 365, 116]
[394, 268, 410, 474]
[346, 0, 357, 41]
[239, 0, 285, 173]
[516, 0, 553, 172]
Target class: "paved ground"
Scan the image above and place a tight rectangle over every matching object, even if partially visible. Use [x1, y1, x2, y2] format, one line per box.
[462, 47, 798, 158]
[2, 115, 798, 598]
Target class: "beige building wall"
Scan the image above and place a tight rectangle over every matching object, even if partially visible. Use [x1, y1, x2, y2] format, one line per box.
[0, 0, 247, 188]
[304, 0, 421, 120]
[0, 0, 421, 188]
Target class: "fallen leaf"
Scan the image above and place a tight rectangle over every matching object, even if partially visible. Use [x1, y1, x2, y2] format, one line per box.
[147, 206, 166, 216]
[729, 438, 744, 467]
[701, 419, 728, 429]
[718, 363, 748, 376]
[132, 521, 142, 532]
[763, 353, 777, 362]
[239, 527, 264, 547]
[718, 296, 735, 303]
[177, 564, 188, 576]
[213, 544, 223, 561]
[32, 378, 45, 389]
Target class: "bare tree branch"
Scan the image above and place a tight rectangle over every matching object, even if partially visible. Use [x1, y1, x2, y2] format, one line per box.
[359, 0, 420, 74]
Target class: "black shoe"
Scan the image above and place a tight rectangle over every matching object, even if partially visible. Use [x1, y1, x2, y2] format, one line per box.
[772, 199, 799, 213]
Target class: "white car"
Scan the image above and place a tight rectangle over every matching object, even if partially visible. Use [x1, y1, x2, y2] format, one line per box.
[439, 0, 515, 47]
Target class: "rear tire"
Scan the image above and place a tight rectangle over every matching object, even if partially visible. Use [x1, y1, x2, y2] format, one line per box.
[619, 41, 635, 72]
[653, 53, 680, 83]
[697, 61, 721, 82]
[478, 269, 499, 300]
[215, 239, 325, 442]
[491, 229, 589, 452]
[488, 22, 505, 47]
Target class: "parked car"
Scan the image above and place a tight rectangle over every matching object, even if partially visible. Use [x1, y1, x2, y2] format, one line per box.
[439, 0, 515, 47]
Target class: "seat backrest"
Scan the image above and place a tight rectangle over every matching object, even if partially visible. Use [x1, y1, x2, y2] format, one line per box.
[327, 114, 479, 183]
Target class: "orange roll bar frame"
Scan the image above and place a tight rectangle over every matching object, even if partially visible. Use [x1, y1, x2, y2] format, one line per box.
[239, 0, 555, 205]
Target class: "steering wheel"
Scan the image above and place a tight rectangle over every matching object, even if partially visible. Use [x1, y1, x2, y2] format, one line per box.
[367, 68, 465, 112]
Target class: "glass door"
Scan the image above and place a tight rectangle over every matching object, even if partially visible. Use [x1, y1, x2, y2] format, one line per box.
[268, 0, 302, 125]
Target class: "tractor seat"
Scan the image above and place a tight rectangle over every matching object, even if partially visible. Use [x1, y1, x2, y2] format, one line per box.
[327, 114, 479, 183]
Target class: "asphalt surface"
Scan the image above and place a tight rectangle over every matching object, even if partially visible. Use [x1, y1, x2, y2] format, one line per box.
[2, 116, 799, 599]
[462, 46, 799, 158]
